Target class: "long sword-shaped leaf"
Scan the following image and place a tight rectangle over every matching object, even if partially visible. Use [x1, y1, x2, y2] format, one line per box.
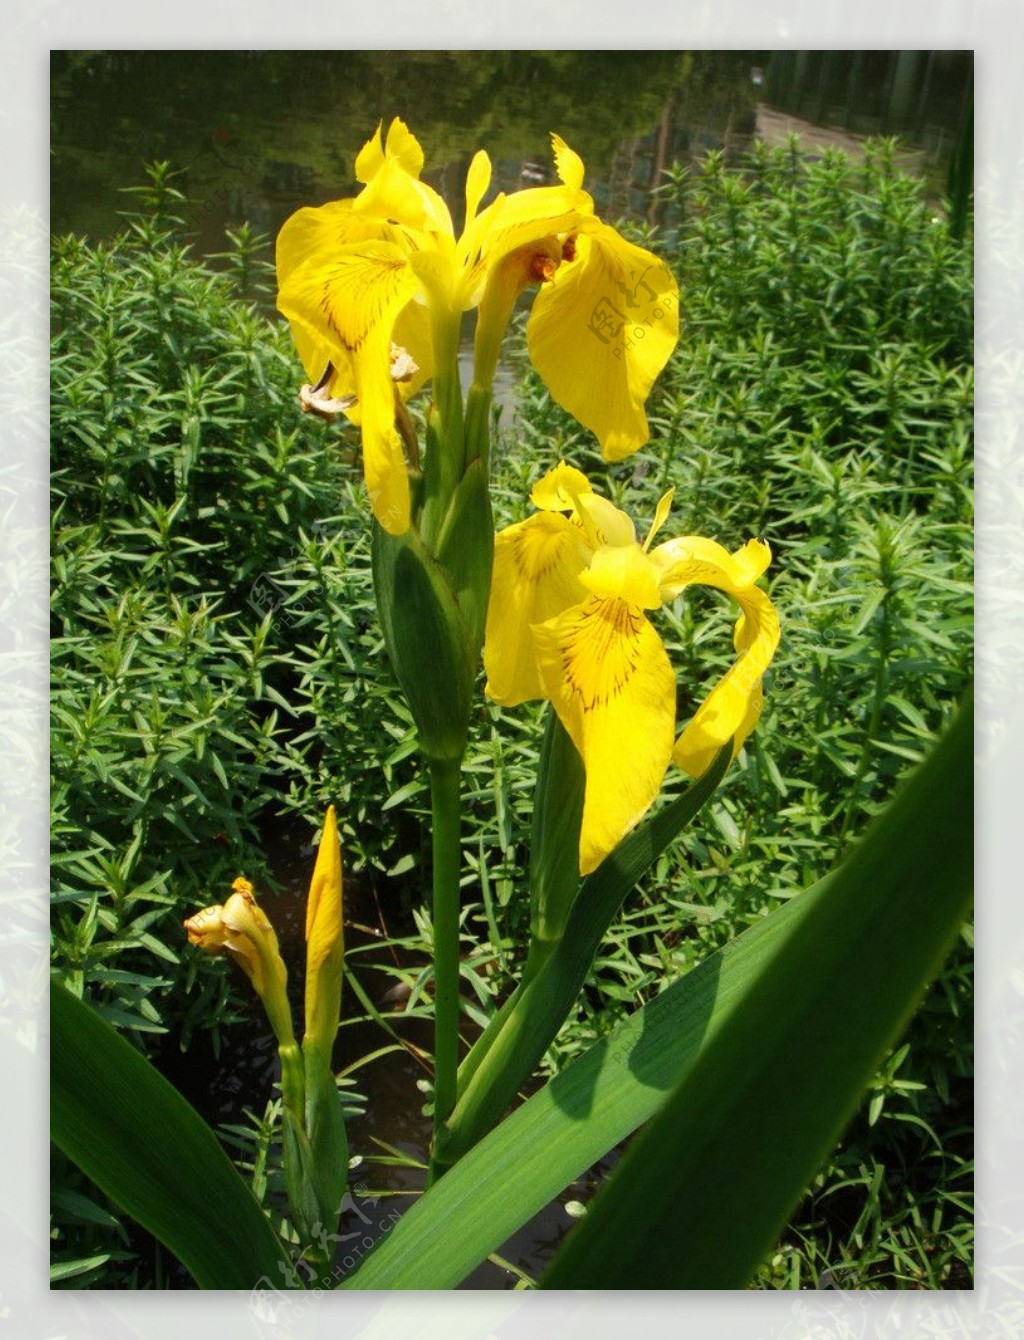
[342, 694, 970, 1289]
[51, 985, 294, 1290]
[542, 692, 973, 1288]
[437, 744, 731, 1166]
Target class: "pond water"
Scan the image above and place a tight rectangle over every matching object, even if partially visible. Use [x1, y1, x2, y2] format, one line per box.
[53, 49, 971, 1288]
[51, 50, 970, 254]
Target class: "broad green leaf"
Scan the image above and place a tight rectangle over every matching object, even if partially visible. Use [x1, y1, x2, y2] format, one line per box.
[342, 695, 970, 1289]
[50, 984, 294, 1290]
[542, 692, 973, 1288]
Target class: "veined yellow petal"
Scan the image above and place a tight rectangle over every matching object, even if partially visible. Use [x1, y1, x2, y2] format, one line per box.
[527, 221, 679, 459]
[533, 596, 676, 874]
[277, 240, 416, 533]
[674, 583, 781, 777]
[277, 239, 416, 362]
[483, 512, 589, 706]
[276, 201, 392, 389]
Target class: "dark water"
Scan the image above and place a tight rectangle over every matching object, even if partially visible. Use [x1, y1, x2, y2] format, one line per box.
[50, 49, 971, 256]
[56, 49, 971, 1287]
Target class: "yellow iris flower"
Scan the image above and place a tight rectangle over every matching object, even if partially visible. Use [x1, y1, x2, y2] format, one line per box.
[276, 118, 679, 536]
[483, 463, 781, 875]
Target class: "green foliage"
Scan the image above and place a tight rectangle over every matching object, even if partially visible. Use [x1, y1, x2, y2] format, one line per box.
[50, 138, 972, 1290]
[491, 137, 972, 1286]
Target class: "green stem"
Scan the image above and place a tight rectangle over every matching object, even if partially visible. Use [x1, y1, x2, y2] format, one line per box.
[463, 382, 492, 471]
[428, 755, 463, 1177]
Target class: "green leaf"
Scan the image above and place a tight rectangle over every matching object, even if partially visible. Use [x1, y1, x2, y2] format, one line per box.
[541, 691, 973, 1289]
[341, 694, 970, 1289]
[50, 1254, 111, 1283]
[50, 984, 294, 1290]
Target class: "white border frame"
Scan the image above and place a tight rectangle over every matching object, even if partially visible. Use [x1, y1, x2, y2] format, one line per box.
[7, 5, 1019, 1337]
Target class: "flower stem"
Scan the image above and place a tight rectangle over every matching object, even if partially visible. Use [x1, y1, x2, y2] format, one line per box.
[428, 755, 462, 1169]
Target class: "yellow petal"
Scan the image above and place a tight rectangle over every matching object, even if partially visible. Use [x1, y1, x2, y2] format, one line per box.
[384, 117, 425, 176]
[483, 511, 589, 706]
[673, 582, 781, 777]
[464, 150, 492, 226]
[352, 119, 452, 236]
[530, 460, 593, 511]
[643, 488, 675, 551]
[277, 240, 417, 534]
[527, 221, 679, 459]
[354, 121, 385, 183]
[551, 134, 585, 193]
[652, 535, 772, 600]
[276, 200, 387, 390]
[468, 186, 583, 280]
[183, 902, 229, 953]
[575, 493, 636, 548]
[533, 596, 676, 874]
[527, 463, 636, 547]
[579, 544, 662, 608]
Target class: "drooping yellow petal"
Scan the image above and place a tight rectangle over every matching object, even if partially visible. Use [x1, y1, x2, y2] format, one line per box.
[277, 240, 418, 533]
[652, 535, 772, 601]
[673, 582, 781, 777]
[276, 200, 393, 396]
[527, 220, 679, 459]
[648, 533, 779, 775]
[533, 596, 676, 874]
[483, 511, 590, 706]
